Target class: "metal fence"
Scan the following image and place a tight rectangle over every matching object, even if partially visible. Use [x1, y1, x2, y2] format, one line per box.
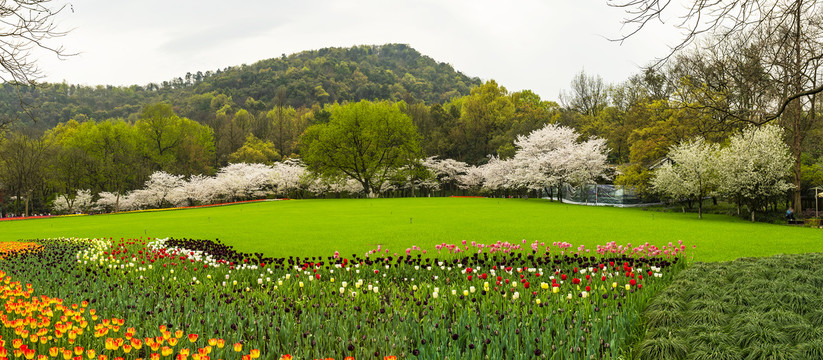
[552, 184, 661, 207]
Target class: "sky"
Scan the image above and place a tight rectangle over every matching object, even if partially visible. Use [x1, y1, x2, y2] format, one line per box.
[36, 0, 684, 102]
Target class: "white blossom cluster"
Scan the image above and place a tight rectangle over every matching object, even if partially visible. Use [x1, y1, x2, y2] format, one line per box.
[652, 125, 793, 218]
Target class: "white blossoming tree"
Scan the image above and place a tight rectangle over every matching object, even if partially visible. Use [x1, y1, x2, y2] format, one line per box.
[510, 123, 610, 201]
[214, 163, 274, 201]
[457, 165, 486, 193]
[52, 189, 93, 214]
[717, 125, 794, 222]
[422, 156, 469, 195]
[141, 171, 186, 208]
[651, 137, 720, 219]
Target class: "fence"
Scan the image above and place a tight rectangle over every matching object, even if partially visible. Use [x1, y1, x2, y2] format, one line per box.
[549, 184, 661, 207]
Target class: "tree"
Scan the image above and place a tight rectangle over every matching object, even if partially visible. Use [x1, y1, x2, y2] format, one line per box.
[651, 137, 720, 219]
[228, 134, 280, 165]
[0, 1, 72, 130]
[0, 132, 49, 216]
[300, 100, 422, 196]
[452, 80, 515, 163]
[136, 103, 184, 170]
[717, 125, 794, 222]
[52, 189, 92, 214]
[560, 70, 609, 117]
[266, 104, 298, 157]
[508, 123, 611, 201]
[611, 0, 823, 209]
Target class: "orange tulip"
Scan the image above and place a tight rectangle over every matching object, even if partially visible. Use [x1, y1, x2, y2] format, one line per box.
[249, 350, 259, 359]
[384, 357, 397, 360]
[96, 355, 107, 360]
[122, 345, 132, 354]
[48, 348, 58, 357]
[72, 357, 81, 360]
[36, 355, 47, 360]
[12, 339, 22, 349]
[187, 334, 198, 343]
[24, 349, 35, 360]
[150, 354, 159, 360]
[168, 338, 178, 347]
[233, 343, 242, 353]
[279, 355, 293, 360]
[174, 330, 183, 339]
[161, 347, 173, 357]
[215, 340, 225, 349]
[241, 356, 250, 360]
[86, 350, 95, 360]
[73, 347, 83, 356]
[62, 350, 72, 360]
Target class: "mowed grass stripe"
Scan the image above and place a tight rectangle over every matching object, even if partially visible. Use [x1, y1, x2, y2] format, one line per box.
[0, 198, 817, 262]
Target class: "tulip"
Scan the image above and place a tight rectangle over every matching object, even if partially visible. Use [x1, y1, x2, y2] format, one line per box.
[188, 334, 198, 343]
[233, 343, 242, 352]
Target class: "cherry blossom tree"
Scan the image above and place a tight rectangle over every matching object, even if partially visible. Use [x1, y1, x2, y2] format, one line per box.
[717, 124, 794, 222]
[457, 165, 486, 193]
[214, 163, 273, 201]
[422, 156, 468, 195]
[52, 189, 92, 214]
[651, 137, 720, 219]
[140, 171, 186, 208]
[509, 123, 610, 201]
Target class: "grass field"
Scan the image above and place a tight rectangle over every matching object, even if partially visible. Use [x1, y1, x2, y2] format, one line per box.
[0, 197, 819, 262]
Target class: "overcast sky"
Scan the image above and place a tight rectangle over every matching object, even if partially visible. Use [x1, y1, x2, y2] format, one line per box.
[38, 0, 683, 102]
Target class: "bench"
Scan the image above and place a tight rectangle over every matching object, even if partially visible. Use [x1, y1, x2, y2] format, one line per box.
[787, 219, 804, 225]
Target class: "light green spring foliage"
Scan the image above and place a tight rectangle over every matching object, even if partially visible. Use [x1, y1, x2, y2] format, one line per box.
[0, 198, 819, 262]
[301, 100, 421, 195]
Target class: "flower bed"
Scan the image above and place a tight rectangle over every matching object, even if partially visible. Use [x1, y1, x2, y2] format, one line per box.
[0, 238, 689, 359]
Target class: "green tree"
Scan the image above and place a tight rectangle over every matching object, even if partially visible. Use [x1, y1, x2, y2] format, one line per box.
[300, 100, 421, 196]
[135, 103, 184, 170]
[228, 134, 280, 165]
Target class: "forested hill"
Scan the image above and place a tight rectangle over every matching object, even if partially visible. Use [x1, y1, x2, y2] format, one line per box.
[0, 44, 482, 130]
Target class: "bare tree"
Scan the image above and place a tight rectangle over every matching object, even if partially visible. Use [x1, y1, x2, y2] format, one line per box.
[610, 0, 823, 208]
[0, 0, 72, 130]
[560, 70, 609, 116]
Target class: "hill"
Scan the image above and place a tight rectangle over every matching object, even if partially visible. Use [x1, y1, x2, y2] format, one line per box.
[1, 44, 482, 130]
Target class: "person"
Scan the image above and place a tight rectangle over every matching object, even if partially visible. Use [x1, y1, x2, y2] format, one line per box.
[786, 207, 796, 221]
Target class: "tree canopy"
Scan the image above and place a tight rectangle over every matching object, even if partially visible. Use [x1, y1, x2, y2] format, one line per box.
[300, 100, 421, 196]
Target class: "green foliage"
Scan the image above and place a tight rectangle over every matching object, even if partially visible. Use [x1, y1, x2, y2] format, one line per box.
[639, 336, 689, 360]
[640, 252, 823, 360]
[301, 100, 421, 195]
[228, 134, 280, 164]
[0, 44, 481, 131]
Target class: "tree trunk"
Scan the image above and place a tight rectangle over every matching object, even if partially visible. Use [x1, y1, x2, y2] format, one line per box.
[698, 198, 703, 219]
[791, 0, 804, 211]
[751, 209, 755, 222]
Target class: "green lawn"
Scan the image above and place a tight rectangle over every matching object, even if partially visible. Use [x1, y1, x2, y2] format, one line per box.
[0, 197, 818, 262]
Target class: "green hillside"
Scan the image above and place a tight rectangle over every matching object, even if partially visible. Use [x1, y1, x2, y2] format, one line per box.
[1, 198, 817, 262]
[1, 44, 482, 130]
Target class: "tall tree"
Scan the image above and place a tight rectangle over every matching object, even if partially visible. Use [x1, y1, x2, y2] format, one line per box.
[300, 100, 421, 196]
[0, 132, 49, 216]
[560, 70, 609, 117]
